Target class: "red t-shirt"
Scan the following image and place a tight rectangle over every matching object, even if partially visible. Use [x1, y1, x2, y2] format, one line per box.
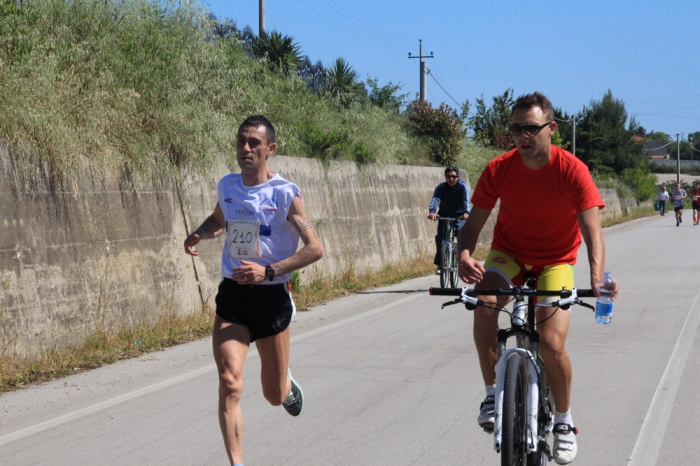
[472, 145, 605, 266]
[692, 189, 700, 203]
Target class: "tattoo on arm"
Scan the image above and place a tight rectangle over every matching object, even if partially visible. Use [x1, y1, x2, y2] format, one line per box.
[292, 217, 313, 234]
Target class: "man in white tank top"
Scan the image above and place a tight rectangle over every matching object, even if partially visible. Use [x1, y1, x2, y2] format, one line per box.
[184, 116, 323, 466]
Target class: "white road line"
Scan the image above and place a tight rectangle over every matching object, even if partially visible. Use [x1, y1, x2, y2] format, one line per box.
[628, 286, 700, 465]
[0, 292, 421, 447]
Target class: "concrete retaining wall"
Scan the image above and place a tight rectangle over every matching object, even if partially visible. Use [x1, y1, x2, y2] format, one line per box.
[0, 145, 644, 358]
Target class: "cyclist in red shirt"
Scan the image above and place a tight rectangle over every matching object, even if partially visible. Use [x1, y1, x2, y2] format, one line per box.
[457, 92, 619, 464]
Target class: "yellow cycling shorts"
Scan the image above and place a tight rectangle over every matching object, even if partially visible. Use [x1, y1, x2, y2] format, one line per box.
[483, 249, 575, 305]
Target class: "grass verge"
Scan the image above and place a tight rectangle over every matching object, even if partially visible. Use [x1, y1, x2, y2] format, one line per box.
[0, 253, 437, 394]
[601, 205, 657, 228]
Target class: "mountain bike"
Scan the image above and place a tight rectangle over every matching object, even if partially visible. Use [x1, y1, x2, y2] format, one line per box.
[430, 277, 595, 466]
[437, 217, 461, 288]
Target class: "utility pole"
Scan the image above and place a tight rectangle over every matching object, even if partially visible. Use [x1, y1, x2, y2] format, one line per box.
[408, 40, 433, 103]
[259, 0, 265, 36]
[676, 133, 680, 184]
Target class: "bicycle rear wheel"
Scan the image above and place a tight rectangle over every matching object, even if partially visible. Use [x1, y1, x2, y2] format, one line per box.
[440, 242, 451, 288]
[502, 353, 528, 466]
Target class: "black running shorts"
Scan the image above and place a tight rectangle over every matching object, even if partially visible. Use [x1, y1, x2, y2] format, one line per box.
[693, 202, 700, 210]
[215, 278, 295, 342]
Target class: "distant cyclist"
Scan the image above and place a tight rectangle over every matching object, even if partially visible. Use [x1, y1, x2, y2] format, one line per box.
[692, 182, 700, 225]
[672, 182, 687, 227]
[457, 92, 619, 464]
[428, 166, 470, 274]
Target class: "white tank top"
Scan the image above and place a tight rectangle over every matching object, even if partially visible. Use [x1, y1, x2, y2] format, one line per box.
[217, 172, 301, 284]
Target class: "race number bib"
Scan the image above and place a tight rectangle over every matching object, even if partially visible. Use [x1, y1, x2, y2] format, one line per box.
[675, 195, 683, 201]
[694, 195, 699, 201]
[227, 220, 261, 259]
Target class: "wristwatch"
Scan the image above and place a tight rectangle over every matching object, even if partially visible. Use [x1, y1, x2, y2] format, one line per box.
[265, 265, 275, 282]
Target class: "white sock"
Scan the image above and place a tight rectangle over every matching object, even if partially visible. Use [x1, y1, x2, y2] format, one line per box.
[553, 409, 573, 427]
[486, 384, 496, 397]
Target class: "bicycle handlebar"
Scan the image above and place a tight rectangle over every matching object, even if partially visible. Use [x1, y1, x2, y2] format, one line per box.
[436, 216, 462, 221]
[429, 287, 596, 298]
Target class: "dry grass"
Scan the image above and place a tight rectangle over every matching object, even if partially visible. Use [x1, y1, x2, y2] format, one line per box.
[293, 253, 436, 311]
[0, 254, 437, 394]
[0, 308, 215, 394]
[601, 205, 657, 228]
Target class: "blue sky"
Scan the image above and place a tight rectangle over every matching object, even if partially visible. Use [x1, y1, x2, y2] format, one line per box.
[203, 0, 700, 139]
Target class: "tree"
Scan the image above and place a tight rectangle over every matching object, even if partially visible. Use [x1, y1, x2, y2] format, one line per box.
[321, 57, 363, 108]
[298, 57, 325, 93]
[405, 99, 465, 166]
[574, 90, 644, 175]
[249, 30, 303, 77]
[366, 76, 408, 114]
[467, 88, 515, 151]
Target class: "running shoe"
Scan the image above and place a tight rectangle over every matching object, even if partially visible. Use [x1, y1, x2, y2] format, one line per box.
[477, 395, 495, 432]
[680, 217, 683, 224]
[283, 369, 304, 416]
[553, 423, 578, 464]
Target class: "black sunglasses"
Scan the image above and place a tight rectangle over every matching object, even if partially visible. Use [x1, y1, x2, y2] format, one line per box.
[446, 175, 459, 179]
[509, 121, 553, 136]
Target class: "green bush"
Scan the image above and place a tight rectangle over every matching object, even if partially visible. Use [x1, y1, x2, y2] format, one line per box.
[405, 99, 465, 166]
[621, 166, 657, 203]
[0, 0, 421, 180]
[353, 142, 374, 164]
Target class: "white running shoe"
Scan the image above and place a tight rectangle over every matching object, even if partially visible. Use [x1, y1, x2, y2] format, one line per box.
[553, 423, 578, 464]
[477, 395, 495, 432]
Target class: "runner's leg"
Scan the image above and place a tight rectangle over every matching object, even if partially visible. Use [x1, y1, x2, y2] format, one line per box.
[256, 326, 292, 405]
[213, 316, 251, 466]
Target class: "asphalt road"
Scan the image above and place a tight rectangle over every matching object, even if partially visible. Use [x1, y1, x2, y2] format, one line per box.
[2, 212, 700, 465]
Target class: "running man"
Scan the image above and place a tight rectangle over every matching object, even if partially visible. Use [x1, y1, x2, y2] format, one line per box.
[184, 115, 323, 466]
[457, 92, 619, 464]
[671, 182, 687, 227]
[428, 166, 470, 274]
[692, 182, 700, 225]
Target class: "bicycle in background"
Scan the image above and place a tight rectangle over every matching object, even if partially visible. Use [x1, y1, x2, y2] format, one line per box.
[437, 217, 461, 288]
[431, 277, 595, 466]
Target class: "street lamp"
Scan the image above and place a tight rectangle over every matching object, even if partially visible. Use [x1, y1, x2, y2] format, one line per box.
[690, 135, 694, 170]
[676, 133, 680, 184]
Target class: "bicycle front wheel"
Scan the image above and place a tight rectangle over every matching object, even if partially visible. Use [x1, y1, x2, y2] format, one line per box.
[449, 246, 458, 288]
[440, 242, 451, 288]
[502, 353, 528, 466]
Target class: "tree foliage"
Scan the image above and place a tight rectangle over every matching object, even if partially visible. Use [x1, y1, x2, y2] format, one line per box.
[405, 99, 465, 166]
[321, 57, 364, 108]
[466, 88, 514, 151]
[366, 76, 408, 114]
[574, 90, 644, 175]
[249, 30, 303, 77]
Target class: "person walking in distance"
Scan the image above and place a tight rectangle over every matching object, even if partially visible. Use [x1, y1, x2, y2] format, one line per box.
[184, 115, 323, 466]
[692, 182, 700, 225]
[671, 182, 687, 227]
[428, 166, 470, 274]
[457, 92, 619, 464]
[657, 186, 669, 216]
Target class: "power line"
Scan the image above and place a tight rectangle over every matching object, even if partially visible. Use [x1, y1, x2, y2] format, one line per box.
[427, 69, 461, 107]
[294, 0, 406, 53]
[628, 94, 700, 106]
[325, 0, 418, 42]
[431, 57, 456, 100]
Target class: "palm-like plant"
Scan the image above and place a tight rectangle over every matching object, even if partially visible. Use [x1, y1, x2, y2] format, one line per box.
[249, 30, 303, 77]
[322, 58, 363, 107]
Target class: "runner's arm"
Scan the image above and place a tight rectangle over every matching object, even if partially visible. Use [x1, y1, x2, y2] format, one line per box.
[269, 194, 324, 277]
[578, 206, 619, 299]
[184, 202, 225, 256]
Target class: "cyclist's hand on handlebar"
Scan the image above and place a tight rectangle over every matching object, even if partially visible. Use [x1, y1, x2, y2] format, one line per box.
[427, 213, 437, 221]
[458, 254, 485, 284]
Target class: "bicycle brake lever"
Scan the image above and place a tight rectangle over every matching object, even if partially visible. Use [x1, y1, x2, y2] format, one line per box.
[441, 299, 461, 309]
[577, 300, 595, 311]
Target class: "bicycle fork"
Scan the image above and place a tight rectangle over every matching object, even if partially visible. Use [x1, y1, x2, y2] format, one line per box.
[493, 348, 540, 454]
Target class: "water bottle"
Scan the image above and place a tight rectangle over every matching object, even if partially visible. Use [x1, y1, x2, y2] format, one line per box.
[595, 272, 615, 324]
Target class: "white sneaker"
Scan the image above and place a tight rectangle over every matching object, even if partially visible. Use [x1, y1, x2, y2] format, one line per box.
[553, 423, 578, 464]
